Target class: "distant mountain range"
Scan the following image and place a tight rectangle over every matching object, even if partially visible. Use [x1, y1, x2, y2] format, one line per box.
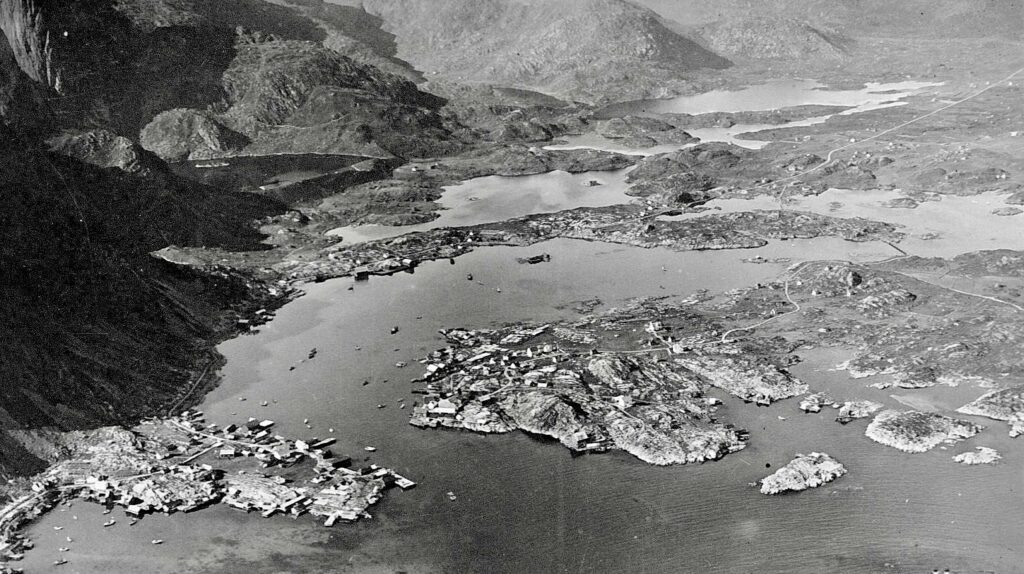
[339, 0, 732, 102]
[634, 0, 1024, 38]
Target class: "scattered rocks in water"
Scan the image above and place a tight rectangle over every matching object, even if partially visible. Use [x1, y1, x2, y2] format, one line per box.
[953, 447, 1001, 465]
[883, 197, 920, 209]
[759, 452, 846, 495]
[516, 253, 551, 265]
[799, 393, 883, 423]
[992, 207, 1022, 216]
[800, 393, 830, 413]
[741, 255, 792, 265]
[835, 400, 884, 424]
[865, 410, 982, 453]
[890, 365, 939, 389]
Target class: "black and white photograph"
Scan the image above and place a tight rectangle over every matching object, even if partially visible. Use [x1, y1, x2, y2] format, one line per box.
[0, 1, 1022, 572]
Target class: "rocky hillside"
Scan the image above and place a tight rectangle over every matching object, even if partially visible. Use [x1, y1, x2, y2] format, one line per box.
[140, 30, 460, 160]
[0, 117, 290, 477]
[355, 0, 731, 102]
[1, 0, 467, 161]
[0, 3, 298, 477]
[635, 0, 1023, 39]
[696, 17, 848, 62]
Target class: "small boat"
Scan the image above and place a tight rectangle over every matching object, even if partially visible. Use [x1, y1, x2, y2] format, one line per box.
[54, 558, 69, 566]
[58, 547, 69, 552]
[151, 539, 164, 545]
[129, 519, 138, 526]
[446, 491, 457, 501]
[53, 526, 63, 531]
[102, 509, 111, 515]
[65, 536, 73, 543]
[364, 446, 376, 452]
[103, 519, 116, 527]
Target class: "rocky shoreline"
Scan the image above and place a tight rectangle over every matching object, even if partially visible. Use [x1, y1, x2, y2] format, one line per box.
[0, 412, 414, 571]
[957, 385, 1024, 437]
[953, 447, 1001, 465]
[406, 291, 814, 465]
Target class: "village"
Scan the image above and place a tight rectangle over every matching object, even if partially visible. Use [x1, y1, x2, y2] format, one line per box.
[0, 411, 415, 570]
[406, 298, 809, 466]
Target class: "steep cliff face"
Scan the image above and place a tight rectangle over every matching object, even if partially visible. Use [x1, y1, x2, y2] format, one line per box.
[357, 0, 731, 102]
[0, 1, 242, 136]
[0, 0, 56, 88]
[0, 118, 288, 477]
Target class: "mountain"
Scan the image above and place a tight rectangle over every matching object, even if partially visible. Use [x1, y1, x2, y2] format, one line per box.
[633, 0, 1024, 39]
[0, 115, 288, 476]
[351, 0, 731, 102]
[696, 17, 849, 62]
[0, 0, 498, 478]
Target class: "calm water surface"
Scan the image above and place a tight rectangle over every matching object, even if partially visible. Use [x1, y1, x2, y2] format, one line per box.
[598, 80, 940, 117]
[327, 169, 636, 243]
[550, 80, 940, 154]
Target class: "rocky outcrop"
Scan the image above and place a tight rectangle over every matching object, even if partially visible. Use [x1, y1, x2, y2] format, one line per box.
[596, 116, 698, 149]
[47, 129, 157, 174]
[697, 17, 848, 62]
[0, 0, 59, 90]
[957, 385, 1024, 437]
[835, 400, 883, 424]
[865, 410, 981, 453]
[953, 447, 1001, 465]
[673, 352, 806, 405]
[140, 109, 247, 162]
[142, 32, 460, 159]
[992, 207, 1022, 216]
[798, 394, 882, 423]
[410, 326, 747, 466]
[760, 452, 846, 494]
[799, 393, 836, 413]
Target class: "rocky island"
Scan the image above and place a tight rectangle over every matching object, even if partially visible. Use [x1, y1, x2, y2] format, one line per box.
[759, 453, 846, 495]
[865, 410, 982, 453]
[952, 447, 1001, 465]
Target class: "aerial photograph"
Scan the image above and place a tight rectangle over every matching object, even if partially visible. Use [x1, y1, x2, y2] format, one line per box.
[0, 0, 1022, 572]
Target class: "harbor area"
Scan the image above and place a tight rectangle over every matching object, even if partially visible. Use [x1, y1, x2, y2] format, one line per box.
[0, 411, 415, 571]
